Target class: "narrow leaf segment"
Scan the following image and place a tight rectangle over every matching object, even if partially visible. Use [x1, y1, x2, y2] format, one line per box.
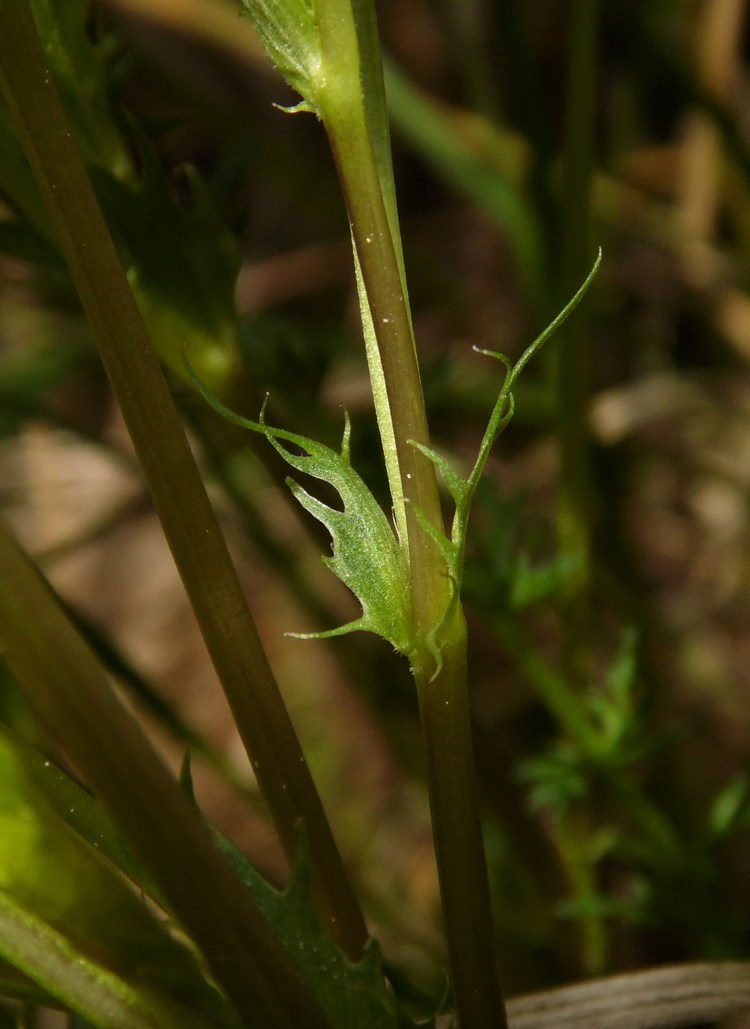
[0, 726, 240, 1029]
[414, 249, 603, 609]
[186, 372, 414, 656]
[240, 0, 322, 113]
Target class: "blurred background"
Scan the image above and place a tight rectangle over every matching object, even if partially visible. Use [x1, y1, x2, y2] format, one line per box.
[1, 0, 749, 1010]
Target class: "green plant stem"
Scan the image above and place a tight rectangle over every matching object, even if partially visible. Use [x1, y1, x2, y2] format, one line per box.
[0, 518, 329, 1029]
[555, 0, 599, 686]
[315, 0, 448, 660]
[415, 617, 508, 1029]
[0, 0, 366, 960]
[333, 136, 447, 645]
[313, 4, 506, 1023]
[327, 132, 446, 622]
[555, 810, 608, 975]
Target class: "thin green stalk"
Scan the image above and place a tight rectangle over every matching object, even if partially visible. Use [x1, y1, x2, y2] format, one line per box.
[555, 0, 600, 686]
[551, 5, 602, 968]
[415, 619, 507, 1029]
[555, 811, 608, 975]
[327, 123, 449, 651]
[312, 3, 506, 1023]
[314, 0, 449, 663]
[315, 131, 447, 646]
[0, 0, 366, 959]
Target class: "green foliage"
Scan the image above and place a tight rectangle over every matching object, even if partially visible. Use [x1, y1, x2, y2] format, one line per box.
[239, 0, 322, 112]
[708, 777, 750, 841]
[2, 0, 750, 1025]
[516, 629, 645, 813]
[0, 727, 240, 1029]
[187, 246, 596, 683]
[187, 376, 415, 655]
[189, 248, 599, 673]
[216, 835, 404, 1029]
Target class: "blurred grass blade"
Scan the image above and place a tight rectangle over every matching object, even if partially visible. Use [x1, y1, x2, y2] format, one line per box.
[0, 0, 366, 960]
[0, 517, 331, 1029]
[3, 728, 157, 900]
[0, 727, 240, 1029]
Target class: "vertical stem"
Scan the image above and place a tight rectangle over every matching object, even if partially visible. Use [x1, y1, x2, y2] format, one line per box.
[313, 4, 506, 1022]
[415, 618, 507, 1029]
[314, 0, 449, 652]
[556, 811, 607, 975]
[555, 0, 600, 686]
[0, 0, 366, 958]
[335, 143, 506, 1022]
[326, 115, 449, 647]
